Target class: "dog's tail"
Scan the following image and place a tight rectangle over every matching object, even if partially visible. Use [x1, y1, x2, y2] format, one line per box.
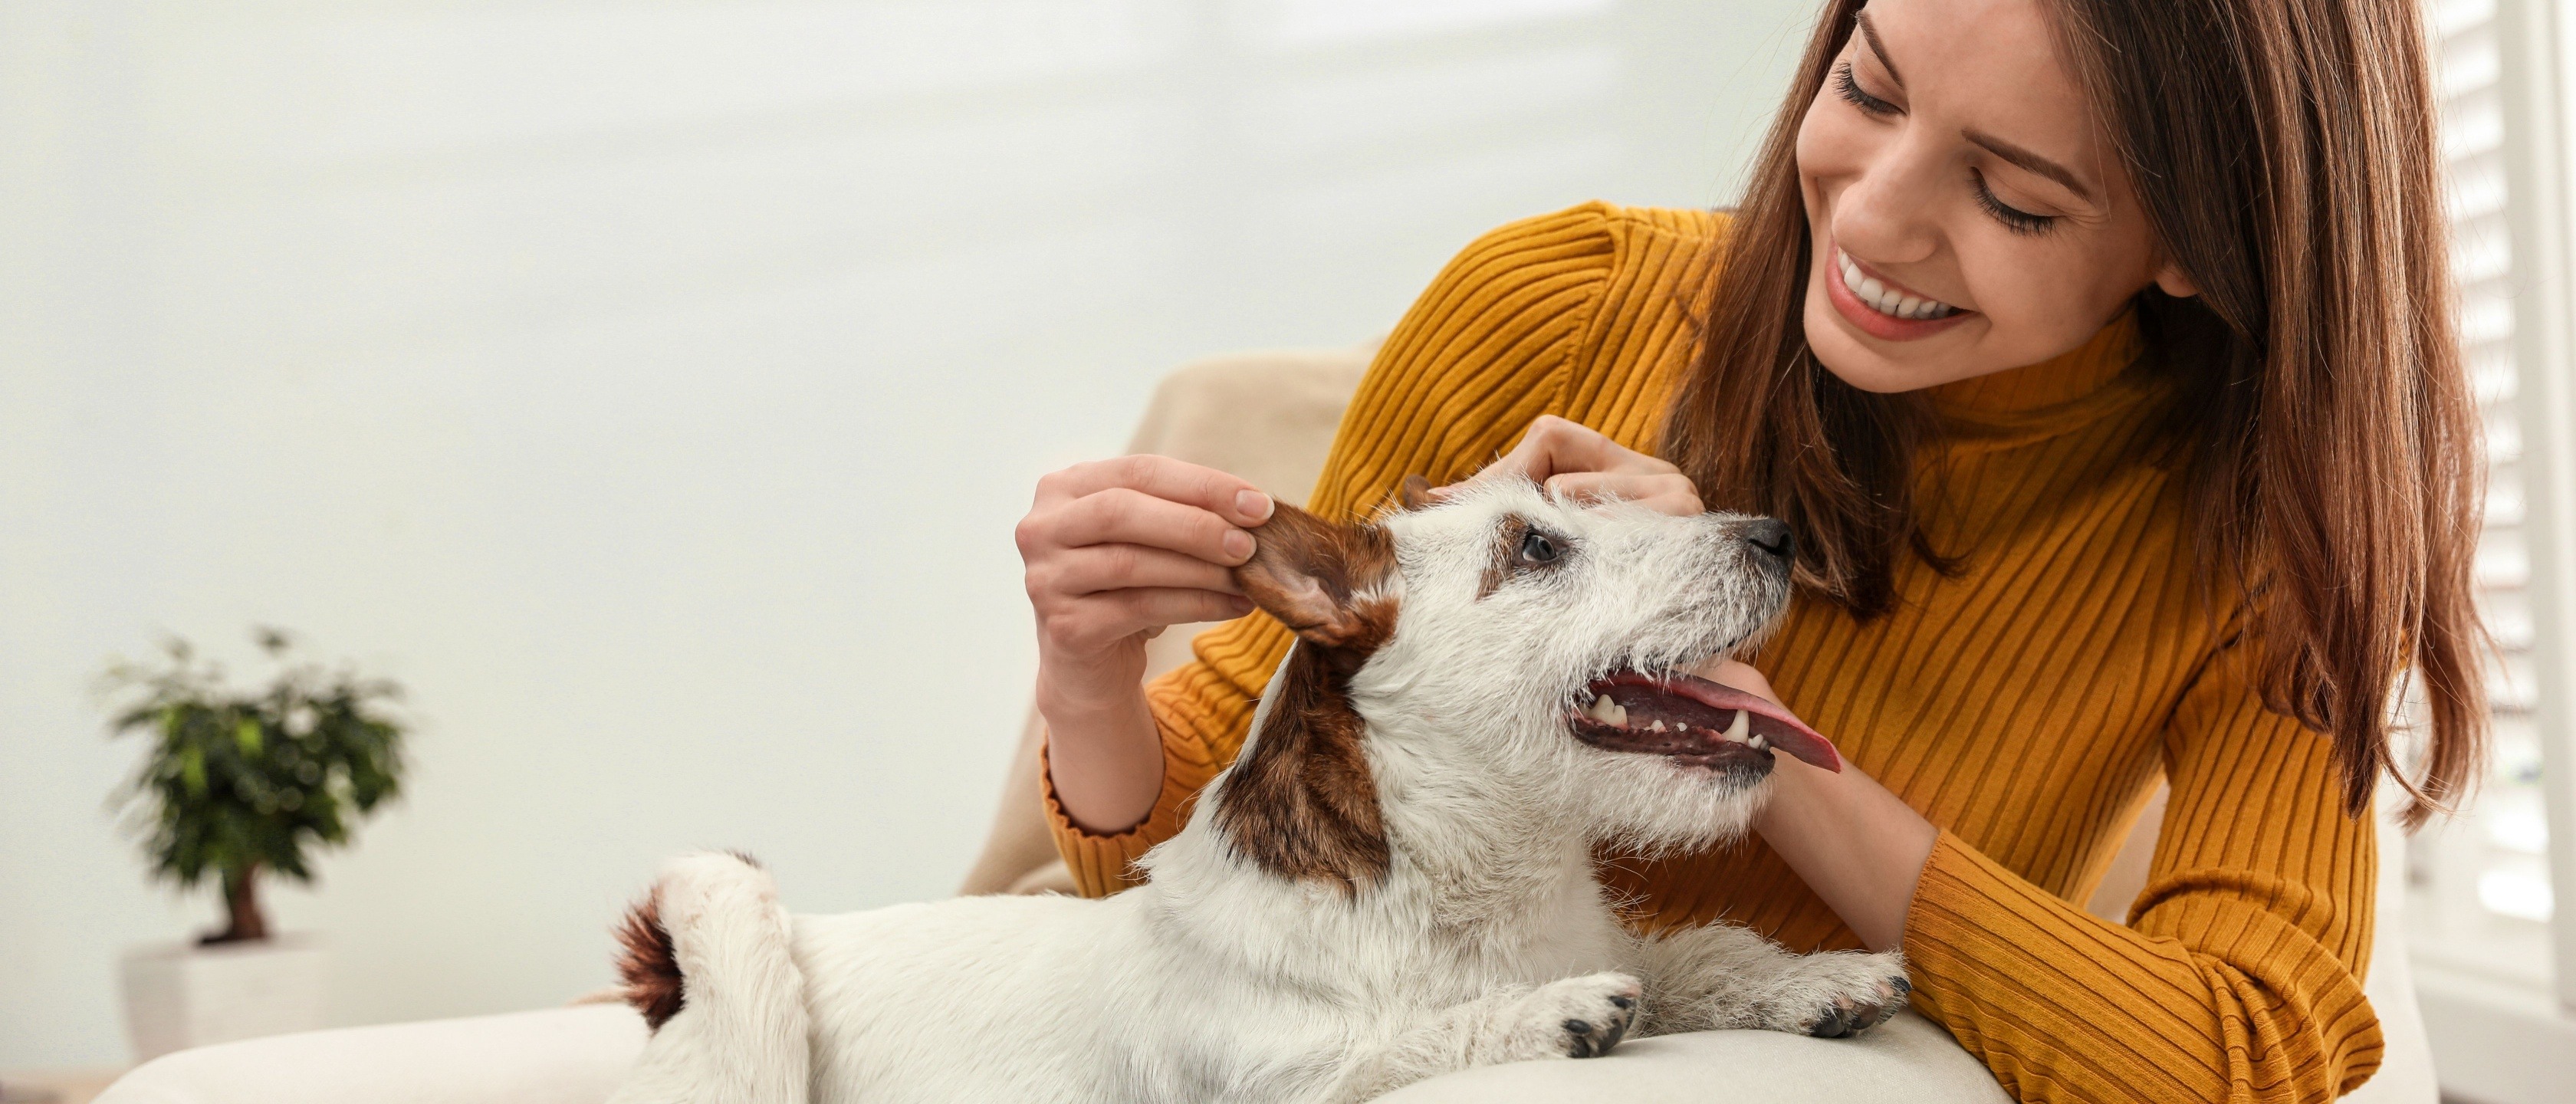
[605, 851, 809, 1104]
[613, 892, 687, 1028]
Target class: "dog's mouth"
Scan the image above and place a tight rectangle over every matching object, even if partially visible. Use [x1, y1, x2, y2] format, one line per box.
[1566, 670, 1842, 774]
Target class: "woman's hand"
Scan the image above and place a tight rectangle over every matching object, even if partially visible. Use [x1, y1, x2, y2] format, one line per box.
[1017, 455, 1272, 832]
[1441, 415, 1703, 517]
[1688, 655, 1937, 953]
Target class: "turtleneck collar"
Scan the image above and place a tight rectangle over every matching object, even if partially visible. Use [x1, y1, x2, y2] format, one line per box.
[1920, 311, 2153, 448]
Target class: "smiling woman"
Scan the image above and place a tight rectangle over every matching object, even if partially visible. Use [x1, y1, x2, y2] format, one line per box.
[1795, 6, 2192, 368]
[1673, 0, 2482, 818]
[1024, 0, 2478, 1101]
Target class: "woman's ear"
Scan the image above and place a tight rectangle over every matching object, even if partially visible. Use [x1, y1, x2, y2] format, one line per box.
[2152, 258, 2200, 298]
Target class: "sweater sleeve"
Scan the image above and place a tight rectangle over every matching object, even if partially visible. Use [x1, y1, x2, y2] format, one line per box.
[1043, 203, 1625, 895]
[1901, 637, 2383, 1103]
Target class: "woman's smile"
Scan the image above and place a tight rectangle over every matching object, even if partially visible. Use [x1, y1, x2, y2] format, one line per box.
[1823, 244, 1973, 340]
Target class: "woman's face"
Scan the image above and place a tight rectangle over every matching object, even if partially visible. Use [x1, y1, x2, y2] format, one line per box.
[1795, 0, 2196, 392]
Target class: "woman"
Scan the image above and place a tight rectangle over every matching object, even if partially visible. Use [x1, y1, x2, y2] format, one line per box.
[1014, 0, 2485, 1099]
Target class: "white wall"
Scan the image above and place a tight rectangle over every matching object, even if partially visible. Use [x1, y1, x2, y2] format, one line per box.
[0, 0, 1812, 1067]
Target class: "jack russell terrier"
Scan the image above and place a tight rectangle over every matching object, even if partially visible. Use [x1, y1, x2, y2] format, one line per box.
[606, 476, 1910, 1104]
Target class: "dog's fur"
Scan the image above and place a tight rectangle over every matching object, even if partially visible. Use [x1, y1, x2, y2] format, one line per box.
[606, 479, 1909, 1104]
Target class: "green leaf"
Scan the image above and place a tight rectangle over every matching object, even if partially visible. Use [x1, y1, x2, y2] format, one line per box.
[181, 745, 207, 797]
[234, 716, 263, 756]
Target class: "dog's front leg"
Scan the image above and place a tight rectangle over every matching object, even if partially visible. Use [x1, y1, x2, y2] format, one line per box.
[1315, 972, 1642, 1103]
[1632, 922, 1911, 1039]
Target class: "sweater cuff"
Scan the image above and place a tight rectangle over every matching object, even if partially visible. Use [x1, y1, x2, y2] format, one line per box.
[1903, 828, 2205, 1096]
[1041, 674, 1240, 897]
[1901, 828, 2116, 1096]
[1903, 829, 2104, 1044]
[1039, 734, 1181, 896]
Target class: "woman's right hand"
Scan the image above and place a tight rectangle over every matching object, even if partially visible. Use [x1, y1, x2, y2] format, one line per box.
[1016, 455, 1273, 832]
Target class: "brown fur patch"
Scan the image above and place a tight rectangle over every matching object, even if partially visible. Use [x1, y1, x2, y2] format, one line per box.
[614, 892, 686, 1030]
[1478, 514, 1531, 600]
[1398, 474, 1435, 511]
[1218, 501, 1400, 893]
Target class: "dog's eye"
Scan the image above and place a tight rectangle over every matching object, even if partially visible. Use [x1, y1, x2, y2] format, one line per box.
[1518, 531, 1561, 565]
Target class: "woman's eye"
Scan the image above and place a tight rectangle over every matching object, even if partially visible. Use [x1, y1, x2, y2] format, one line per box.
[1973, 170, 2058, 235]
[1519, 531, 1561, 565]
[1832, 63, 1898, 117]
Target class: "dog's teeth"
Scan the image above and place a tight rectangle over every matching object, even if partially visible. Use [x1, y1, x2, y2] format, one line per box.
[1722, 709, 1750, 744]
[1750, 734, 1768, 751]
[1587, 695, 1628, 727]
[1648, 719, 1668, 732]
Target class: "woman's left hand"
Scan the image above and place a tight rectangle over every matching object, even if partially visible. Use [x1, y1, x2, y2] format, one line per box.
[1694, 653, 1937, 954]
[1439, 415, 1704, 517]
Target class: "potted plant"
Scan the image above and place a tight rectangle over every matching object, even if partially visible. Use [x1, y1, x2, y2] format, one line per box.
[100, 629, 409, 1060]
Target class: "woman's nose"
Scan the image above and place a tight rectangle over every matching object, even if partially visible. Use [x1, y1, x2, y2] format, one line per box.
[1828, 143, 1943, 264]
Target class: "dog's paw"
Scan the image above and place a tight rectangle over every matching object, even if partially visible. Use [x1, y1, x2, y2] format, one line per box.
[1764, 951, 1911, 1039]
[1487, 972, 1642, 1061]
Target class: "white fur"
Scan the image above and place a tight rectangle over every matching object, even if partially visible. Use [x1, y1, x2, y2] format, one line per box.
[607, 481, 1908, 1104]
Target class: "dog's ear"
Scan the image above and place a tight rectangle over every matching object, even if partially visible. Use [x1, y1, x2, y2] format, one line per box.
[1221, 501, 1396, 894]
[1398, 475, 1434, 511]
[1236, 502, 1396, 652]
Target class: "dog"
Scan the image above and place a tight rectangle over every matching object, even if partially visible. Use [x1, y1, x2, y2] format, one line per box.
[605, 476, 1911, 1104]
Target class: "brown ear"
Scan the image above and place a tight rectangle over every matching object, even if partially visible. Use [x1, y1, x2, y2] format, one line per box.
[1234, 503, 1397, 652]
[1218, 501, 1397, 895]
[1398, 474, 1434, 511]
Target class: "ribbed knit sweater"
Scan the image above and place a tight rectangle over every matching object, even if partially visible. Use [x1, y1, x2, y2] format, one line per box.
[1044, 202, 2380, 1102]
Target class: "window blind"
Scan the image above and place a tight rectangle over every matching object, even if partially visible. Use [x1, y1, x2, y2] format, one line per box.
[2426, 0, 2558, 961]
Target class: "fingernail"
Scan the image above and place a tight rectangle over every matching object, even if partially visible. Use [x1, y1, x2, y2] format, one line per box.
[1222, 530, 1254, 560]
[1237, 489, 1273, 524]
[1231, 596, 1256, 615]
[1426, 485, 1454, 500]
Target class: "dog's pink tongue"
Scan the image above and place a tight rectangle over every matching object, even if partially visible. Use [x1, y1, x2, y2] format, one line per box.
[1672, 678, 1839, 774]
[1592, 670, 1845, 772]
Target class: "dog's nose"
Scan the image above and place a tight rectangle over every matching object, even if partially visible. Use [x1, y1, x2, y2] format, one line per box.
[1744, 520, 1796, 566]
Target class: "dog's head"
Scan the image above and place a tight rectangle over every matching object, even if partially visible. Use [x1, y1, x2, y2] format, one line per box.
[1213, 476, 1837, 893]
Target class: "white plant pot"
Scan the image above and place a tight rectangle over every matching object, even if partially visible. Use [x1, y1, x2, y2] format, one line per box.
[118, 935, 329, 1061]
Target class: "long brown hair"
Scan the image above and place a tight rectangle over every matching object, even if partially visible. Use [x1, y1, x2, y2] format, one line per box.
[1663, 0, 2487, 826]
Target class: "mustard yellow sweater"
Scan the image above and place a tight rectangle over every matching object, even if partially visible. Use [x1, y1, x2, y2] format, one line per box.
[1046, 202, 2380, 1102]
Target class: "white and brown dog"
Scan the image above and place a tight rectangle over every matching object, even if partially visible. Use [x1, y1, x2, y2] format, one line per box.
[606, 477, 1910, 1104]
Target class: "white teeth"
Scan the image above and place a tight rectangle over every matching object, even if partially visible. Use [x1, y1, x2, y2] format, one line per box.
[1588, 695, 1628, 727]
[1721, 710, 1750, 744]
[1836, 249, 1957, 321]
[1648, 719, 1668, 732]
[1750, 734, 1768, 751]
